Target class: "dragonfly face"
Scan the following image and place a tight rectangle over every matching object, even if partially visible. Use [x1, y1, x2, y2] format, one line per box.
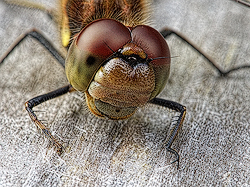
[65, 19, 171, 119]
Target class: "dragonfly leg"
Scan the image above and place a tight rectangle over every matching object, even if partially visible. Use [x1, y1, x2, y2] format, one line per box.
[0, 29, 65, 67]
[149, 97, 186, 169]
[160, 28, 250, 76]
[25, 84, 75, 153]
[231, 0, 250, 7]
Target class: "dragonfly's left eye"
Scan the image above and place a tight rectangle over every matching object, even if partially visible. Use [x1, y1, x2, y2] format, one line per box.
[131, 25, 171, 99]
[65, 19, 131, 92]
[131, 25, 170, 65]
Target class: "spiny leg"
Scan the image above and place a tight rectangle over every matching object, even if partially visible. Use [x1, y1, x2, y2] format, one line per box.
[160, 28, 250, 76]
[0, 29, 65, 67]
[149, 98, 186, 169]
[0, 3, 71, 153]
[231, 0, 250, 7]
[25, 84, 75, 153]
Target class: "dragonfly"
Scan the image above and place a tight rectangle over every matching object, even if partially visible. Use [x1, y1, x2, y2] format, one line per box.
[0, 0, 249, 168]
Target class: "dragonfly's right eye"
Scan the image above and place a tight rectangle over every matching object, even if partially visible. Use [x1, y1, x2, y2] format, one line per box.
[65, 19, 132, 92]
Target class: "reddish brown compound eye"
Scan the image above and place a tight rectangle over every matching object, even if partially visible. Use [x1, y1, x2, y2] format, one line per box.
[77, 19, 132, 58]
[65, 19, 132, 92]
[131, 25, 170, 66]
[130, 25, 171, 99]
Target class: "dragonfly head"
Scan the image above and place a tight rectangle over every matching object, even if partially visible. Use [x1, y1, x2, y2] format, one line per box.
[65, 19, 170, 119]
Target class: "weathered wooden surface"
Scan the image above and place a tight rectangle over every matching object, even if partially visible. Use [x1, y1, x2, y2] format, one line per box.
[0, 0, 249, 186]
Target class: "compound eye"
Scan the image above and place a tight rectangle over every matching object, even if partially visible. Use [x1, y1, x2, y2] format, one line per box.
[77, 19, 131, 58]
[131, 25, 171, 99]
[65, 19, 132, 92]
[131, 25, 170, 66]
